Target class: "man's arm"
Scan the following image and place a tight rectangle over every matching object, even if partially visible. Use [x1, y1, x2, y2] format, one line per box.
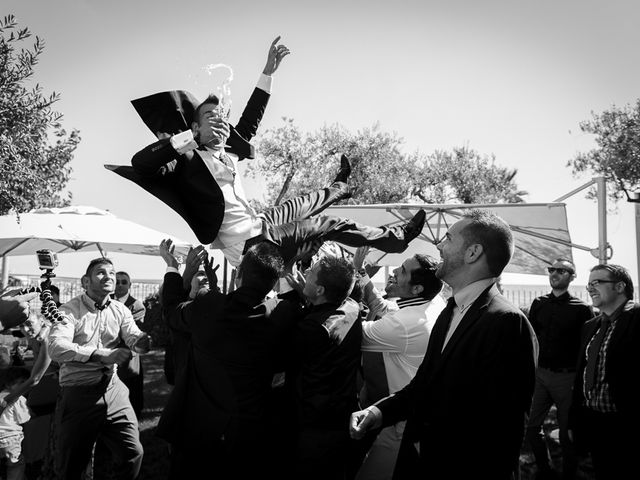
[131, 137, 188, 177]
[47, 312, 96, 364]
[234, 36, 290, 142]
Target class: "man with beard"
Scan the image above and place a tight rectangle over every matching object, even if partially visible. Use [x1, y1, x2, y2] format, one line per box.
[350, 209, 538, 479]
[524, 258, 593, 480]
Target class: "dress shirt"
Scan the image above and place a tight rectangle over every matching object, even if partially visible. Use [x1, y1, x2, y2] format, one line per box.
[48, 293, 145, 387]
[583, 300, 631, 412]
[442, 277, 496, 349]
[529, 291, 593, 370]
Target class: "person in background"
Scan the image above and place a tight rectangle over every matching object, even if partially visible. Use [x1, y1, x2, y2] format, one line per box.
[0, 366, 32, 480]
[569, 264, 640, 480]
[112, 271, 146, 418]
[524, 258, 593, 480]
[0, 291, 39, 332]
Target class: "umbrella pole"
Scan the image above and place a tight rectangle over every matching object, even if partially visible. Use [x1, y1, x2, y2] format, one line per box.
[1, 256, 8, 290]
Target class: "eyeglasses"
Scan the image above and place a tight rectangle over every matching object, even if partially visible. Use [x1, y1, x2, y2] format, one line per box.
[585, 279, 618, 290]
[116, 280, 129, 285]
[547, 267, 573, 275]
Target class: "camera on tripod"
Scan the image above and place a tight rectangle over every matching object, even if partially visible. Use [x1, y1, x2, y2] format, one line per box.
[36, 249, 58, 278]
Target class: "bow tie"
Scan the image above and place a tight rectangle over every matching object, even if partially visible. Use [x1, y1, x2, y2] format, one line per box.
[95, 300, 111, 311]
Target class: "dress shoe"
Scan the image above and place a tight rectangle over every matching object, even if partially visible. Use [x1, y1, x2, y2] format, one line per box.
[332, 154, 352, 184]
[402, 209, 426, 244]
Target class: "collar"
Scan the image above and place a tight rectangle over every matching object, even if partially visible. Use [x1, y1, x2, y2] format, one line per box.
[601, 299, 633, 323]
[81, 293, 111, 312]
[548, 291, 570, 302]
[453, 277, 496, 313]
[396, 296, 429, 309]
[115, 292, 130, 304]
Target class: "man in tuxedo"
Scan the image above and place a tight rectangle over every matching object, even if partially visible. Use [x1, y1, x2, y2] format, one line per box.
[156, 239, 298, 480]
[568, 264, 640, 479]
[350, 209, 538, 479]
[109, 36, 426, 266]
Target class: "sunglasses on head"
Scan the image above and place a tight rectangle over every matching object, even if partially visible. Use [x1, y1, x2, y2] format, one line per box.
[547, 267, 573, 275]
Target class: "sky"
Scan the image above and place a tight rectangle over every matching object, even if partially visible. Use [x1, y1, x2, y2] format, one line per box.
[4, 0, 640, 287]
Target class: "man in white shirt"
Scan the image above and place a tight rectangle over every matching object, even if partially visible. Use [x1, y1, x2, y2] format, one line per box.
[353, 250, 445, 480]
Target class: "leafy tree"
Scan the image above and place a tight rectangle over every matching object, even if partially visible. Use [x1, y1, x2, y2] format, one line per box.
[247, 117, 526, 209]
[0, 15, 80, 215]
[568, 100, 640, 203]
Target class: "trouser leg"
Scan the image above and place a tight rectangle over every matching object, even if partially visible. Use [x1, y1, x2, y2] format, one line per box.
[261, 181, 350, 226]
[264, 215, 408, 263]
[98, 378, 144, 480]
[549, 372, 577, 479]
[524, 369, 553, 472]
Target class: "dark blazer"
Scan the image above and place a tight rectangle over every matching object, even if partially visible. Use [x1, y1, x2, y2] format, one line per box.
[106, 87, 269, 244]
[157, 272, 297, 478]
[569, 301, 640, 439]
[376, 284, 537, 480]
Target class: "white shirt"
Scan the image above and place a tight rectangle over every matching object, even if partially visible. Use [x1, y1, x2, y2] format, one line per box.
[0, 391, 30, 438]
[442, 277, 496, 350]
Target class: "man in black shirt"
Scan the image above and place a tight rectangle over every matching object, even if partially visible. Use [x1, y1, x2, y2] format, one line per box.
[525, 258, 593, 480]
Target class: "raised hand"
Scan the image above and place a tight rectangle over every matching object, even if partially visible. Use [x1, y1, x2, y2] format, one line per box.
[263, 36, 291, 75]
[159, 239, 178, 269]
[182, 245, 207, 289]
[203, 251, 220, 291]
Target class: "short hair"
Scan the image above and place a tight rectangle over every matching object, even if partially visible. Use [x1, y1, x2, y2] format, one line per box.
[194, 94, 220, 123]
[590, 264, 635, 300]
[411, 254, 443, 300]
[85, 258, 114, 277]
[552, 257, 575, 274]
[116, 271, 131, 281]
[315, 257, 356, 304]
[236, 242, 284, 296]
[460, 209, 513, 276]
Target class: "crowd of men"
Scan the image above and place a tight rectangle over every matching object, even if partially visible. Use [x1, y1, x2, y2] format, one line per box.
[0, 35, 638, 480]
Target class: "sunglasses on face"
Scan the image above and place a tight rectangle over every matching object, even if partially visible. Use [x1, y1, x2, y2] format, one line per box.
[547, 267, 573, 275]
[586, 279, 619, 290]
[116, 280, 129, 285]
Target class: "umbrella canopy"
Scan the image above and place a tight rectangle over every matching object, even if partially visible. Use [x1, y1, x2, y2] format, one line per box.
[0, 206, 192, 259]
[327, 202, 574, 275]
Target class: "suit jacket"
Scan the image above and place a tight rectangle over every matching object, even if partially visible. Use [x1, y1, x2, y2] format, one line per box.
[106, 87, 269, 244]
[376, 284, 537, 480]
[157, 272, 297, 478]
[569, 301, 640, 438]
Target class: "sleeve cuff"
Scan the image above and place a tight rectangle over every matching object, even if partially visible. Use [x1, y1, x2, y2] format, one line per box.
[76, 346, 97, 363]
[257, 73, 273, 94]
[170, 130, 198, 155]
[166, 266, 180, 274]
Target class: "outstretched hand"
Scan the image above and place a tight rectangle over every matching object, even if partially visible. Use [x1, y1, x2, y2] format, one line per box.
[263, 36, 290, 75]
[203, 252, 220, 291]
[159, 239, 179, 269]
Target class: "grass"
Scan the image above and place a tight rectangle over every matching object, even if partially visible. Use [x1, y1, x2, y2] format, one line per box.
[138, 350, 595, 480]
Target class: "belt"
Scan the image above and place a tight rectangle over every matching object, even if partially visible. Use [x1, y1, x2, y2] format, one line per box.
[542, 367, 575, 373]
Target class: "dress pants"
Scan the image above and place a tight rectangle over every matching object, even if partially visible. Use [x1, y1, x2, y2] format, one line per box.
[525, 367, 577, 478]
[55, 376, 143, 480]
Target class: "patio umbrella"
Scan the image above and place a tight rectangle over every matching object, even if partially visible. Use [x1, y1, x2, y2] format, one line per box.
[0, 205, 192, 259]
[326, 202, 576, 275]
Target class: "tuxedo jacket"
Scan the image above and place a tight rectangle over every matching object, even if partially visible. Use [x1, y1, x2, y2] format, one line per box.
[376, 284, 537, 480]
[106, 87, 269, 244]
[156, 272, 297, 477]
[570, 301, 640, 437]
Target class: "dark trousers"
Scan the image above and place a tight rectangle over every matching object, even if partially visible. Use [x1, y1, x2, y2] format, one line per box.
[55, 377, 143, 480]
[296, 427, 358, 480]
[525, 368, 577, 478]
[118, 361, 144, 419]
[580, 408, 639, 480]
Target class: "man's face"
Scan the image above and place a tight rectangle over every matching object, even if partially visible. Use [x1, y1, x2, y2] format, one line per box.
[193, 103, 229, 146]
[21, 316, 42, 339]
[547, 260, 574, 291]
[84, 263, 116, 299]
[190, 272, 209, 298]
[115, 273, 130, 297]
[386, 256, 422, 299]
[302, 263, 322, 302]
[587, 270, 624, 310]
[436, 219, 470, 281]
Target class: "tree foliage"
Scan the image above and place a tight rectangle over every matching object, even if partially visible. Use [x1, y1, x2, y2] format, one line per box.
[247, 117, 526, 210]
[568, 100, 640, 203]
[0, 15, 80, 215]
